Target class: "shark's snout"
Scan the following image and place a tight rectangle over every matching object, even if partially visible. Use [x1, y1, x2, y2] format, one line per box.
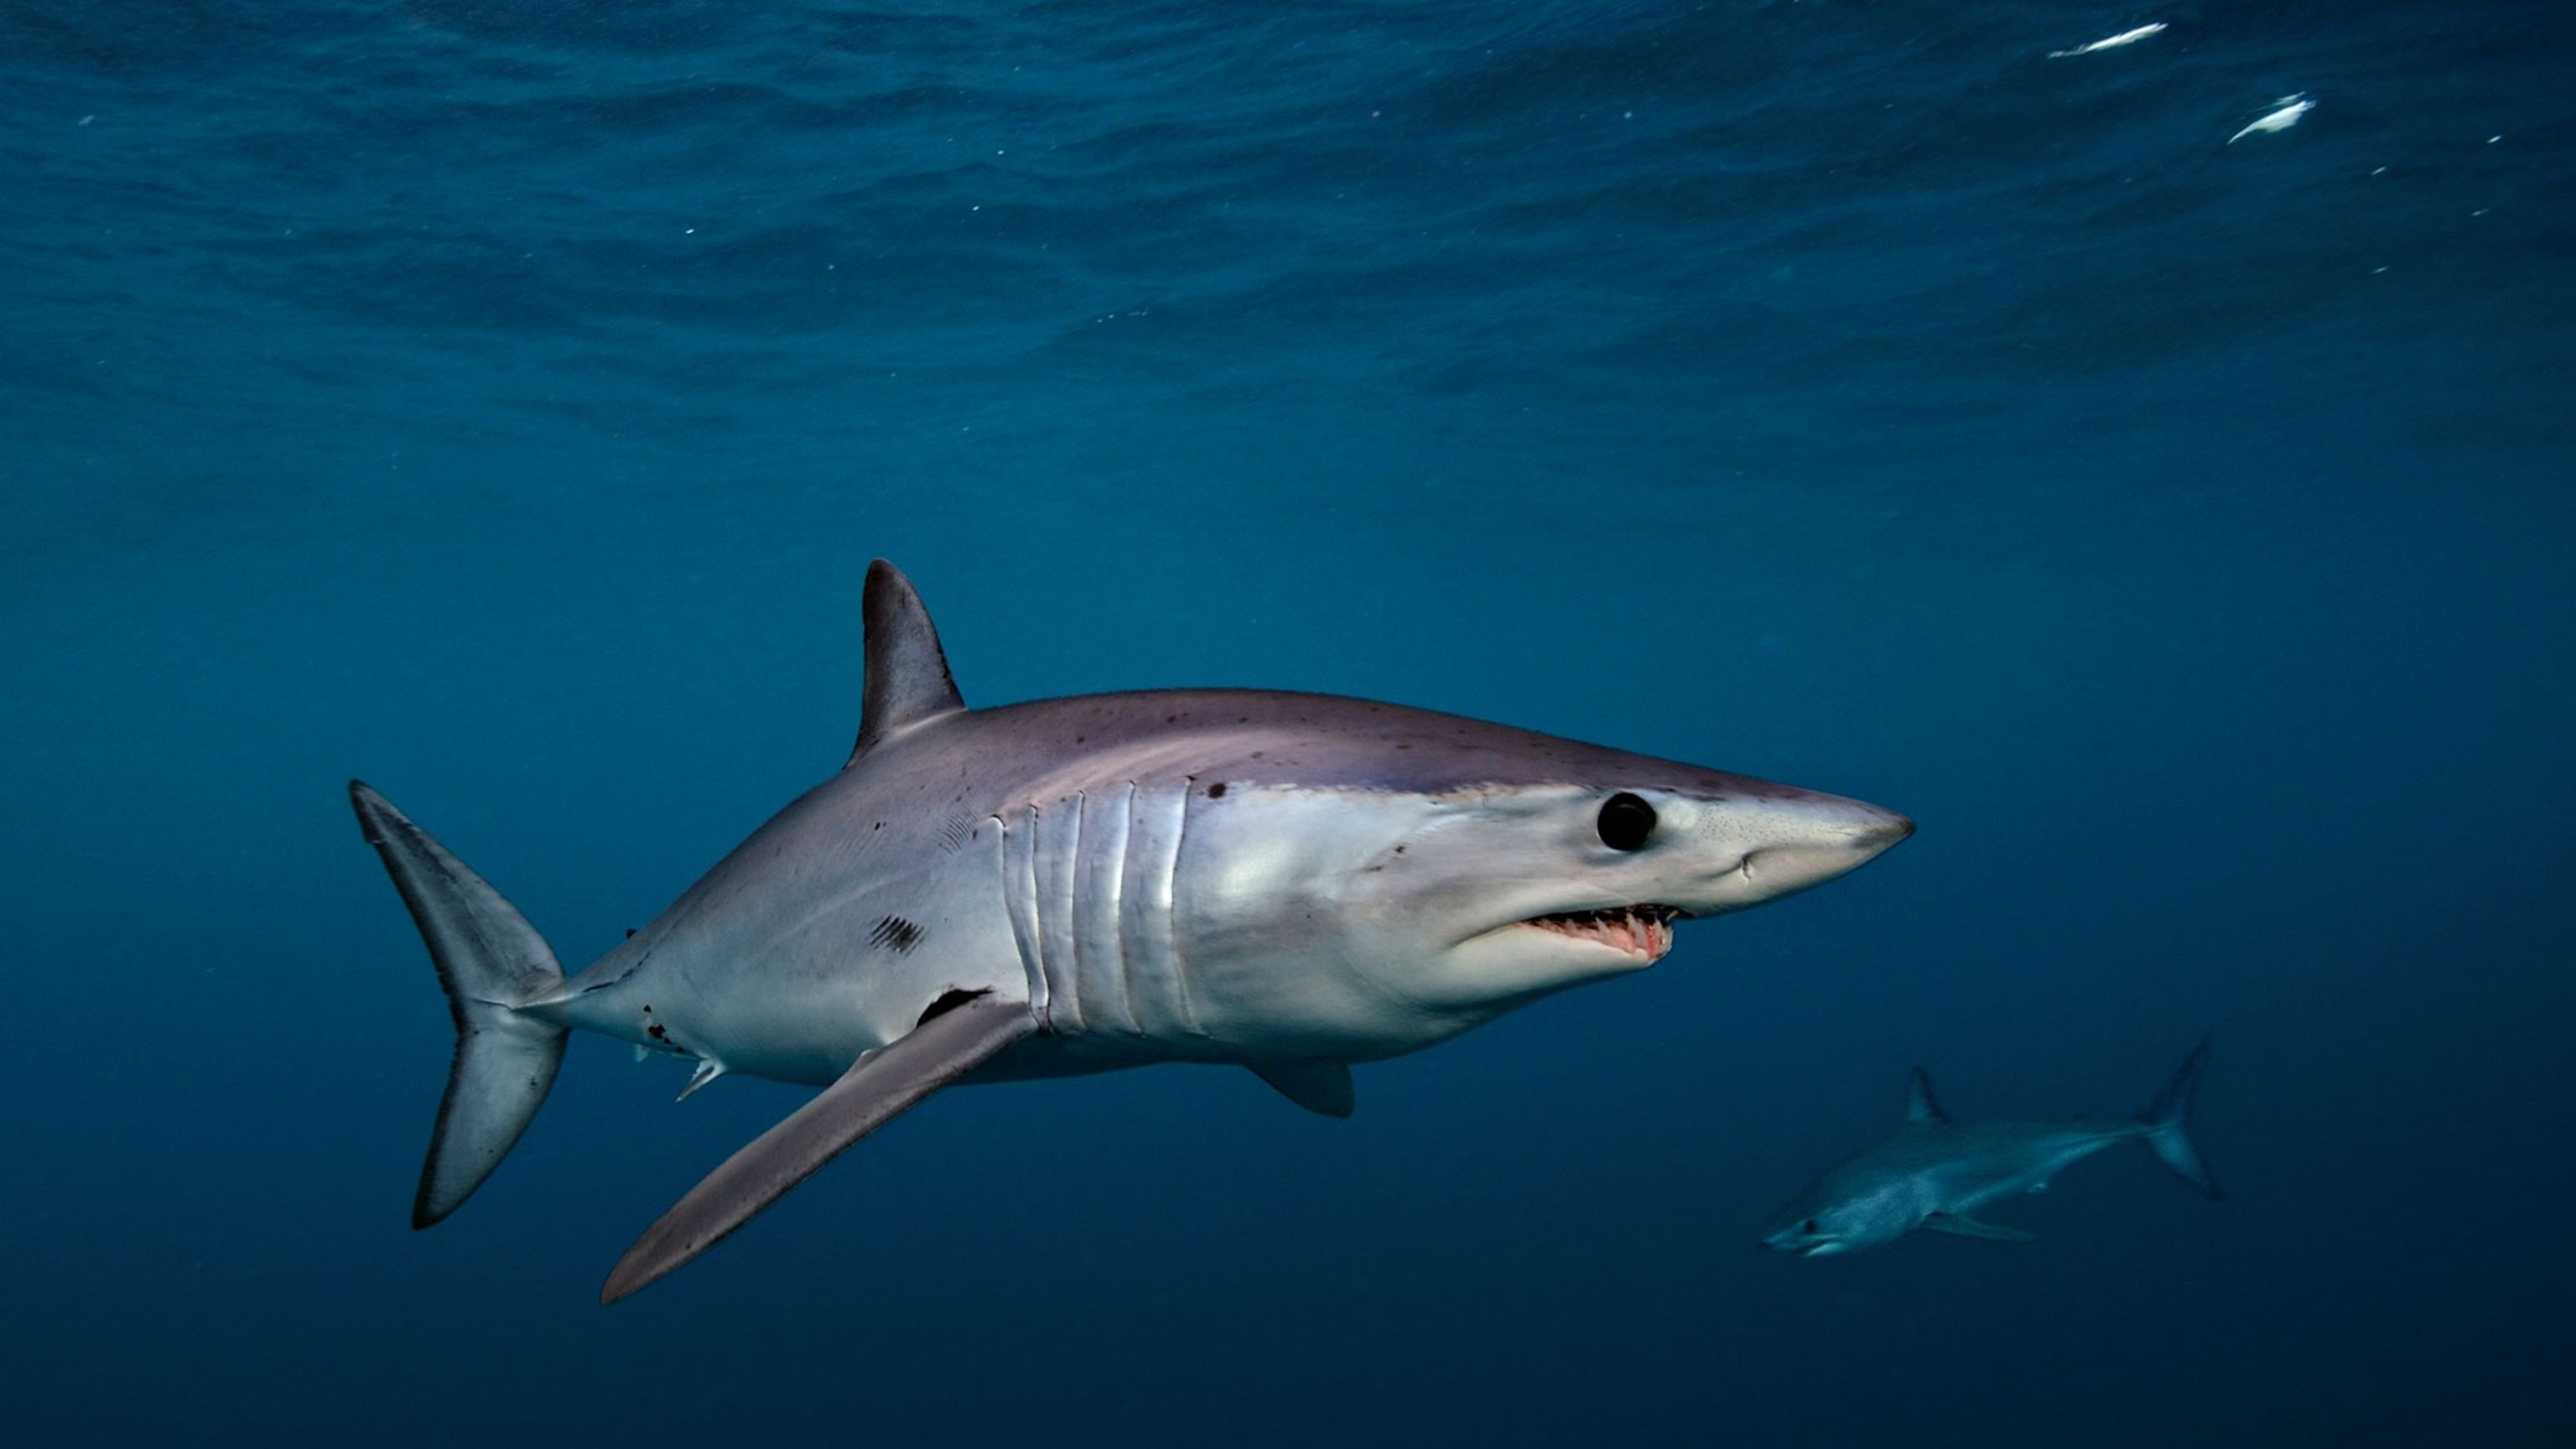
[1754, 805, 1910, 880]
[1701, 796, 1911, 911]
[1861, 810, 1916, 851]
[1762, 1220, 1850, 1257]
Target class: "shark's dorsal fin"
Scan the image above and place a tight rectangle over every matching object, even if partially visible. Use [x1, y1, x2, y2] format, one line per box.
[1905, 1066, 1950, 1124]
[851, 560, 965, 761]
[1249, 1062, 1356, 1119]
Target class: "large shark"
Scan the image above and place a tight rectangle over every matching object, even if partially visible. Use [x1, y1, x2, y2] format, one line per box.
[352, 561, 1911, 1303]
[1761, 1041, 2221, 1257]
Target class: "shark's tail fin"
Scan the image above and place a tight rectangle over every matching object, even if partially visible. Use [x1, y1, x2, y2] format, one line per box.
[2136, 1036, 2222, 1200]
[351, 782, 570, 1228]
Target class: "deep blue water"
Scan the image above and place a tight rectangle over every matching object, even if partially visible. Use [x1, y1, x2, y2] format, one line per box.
[6, 0, 2573, 1441]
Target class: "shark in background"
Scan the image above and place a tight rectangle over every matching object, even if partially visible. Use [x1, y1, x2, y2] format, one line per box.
[353, 560, 1912, 1302]
[1763, 1041, 2221, 1257]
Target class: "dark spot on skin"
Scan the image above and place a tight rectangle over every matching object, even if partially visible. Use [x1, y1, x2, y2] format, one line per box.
[647, 1023, 667, 1041]
[871, 916, 925, 953]
[1207, 782, 1227, 798]
[625, 927, 636, 938]
[917, 986, 991, 1026]
[1394, 844, 1406, 854]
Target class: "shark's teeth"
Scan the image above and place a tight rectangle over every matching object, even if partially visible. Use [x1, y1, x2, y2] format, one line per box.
[1524, 904, 1682, 960]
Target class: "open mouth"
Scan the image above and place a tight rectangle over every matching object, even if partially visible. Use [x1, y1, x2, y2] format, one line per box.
[1522, 904, 1685, 961]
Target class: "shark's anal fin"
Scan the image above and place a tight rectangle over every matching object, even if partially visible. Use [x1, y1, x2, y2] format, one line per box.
[600, 995, 1036, 1304]
[1922, 1213, 2035, 1244]
[676, 1059, 726, 1102]
[851, 560, 966, 761]
[1905, 1066, 1950, 1124]
[1249, 1062, 1356, 1119]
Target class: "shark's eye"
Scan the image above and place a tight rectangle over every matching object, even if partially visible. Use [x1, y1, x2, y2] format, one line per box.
[1802, 1218, 1820, 1234]
[1597, 792, 1657, 850]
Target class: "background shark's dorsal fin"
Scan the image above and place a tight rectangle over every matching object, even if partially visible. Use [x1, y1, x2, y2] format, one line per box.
[1905, 1066, 1950, 1124]
[851, 560, 966, 761]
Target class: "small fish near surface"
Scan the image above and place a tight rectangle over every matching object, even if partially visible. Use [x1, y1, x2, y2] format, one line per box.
[2048, 22, 2168, 60]
[352, 560, 1913, 1302]
[1763, 1041, 2220, 1258]
[2229, 94, 2315, 144]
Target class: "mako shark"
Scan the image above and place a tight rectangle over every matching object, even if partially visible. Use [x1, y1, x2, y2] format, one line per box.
[352, 561, 1912, 1303]
[1762, 1041, 2220, 1257]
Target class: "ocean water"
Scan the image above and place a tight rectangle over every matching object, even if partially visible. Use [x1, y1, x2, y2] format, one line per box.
[5, 0, 2571, 1441]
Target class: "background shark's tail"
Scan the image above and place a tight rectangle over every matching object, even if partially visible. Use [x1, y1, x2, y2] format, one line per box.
[351, 782, 570, 1228]
[2136, 1036, 2222, 1199]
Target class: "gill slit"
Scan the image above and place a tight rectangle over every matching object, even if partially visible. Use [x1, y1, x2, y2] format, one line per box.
[1062, 789, 1087, 1022]
[1116, 783, 1145, 1028]
[1161, 782, 1203, 1036]
[998, 804, 1047, 1027]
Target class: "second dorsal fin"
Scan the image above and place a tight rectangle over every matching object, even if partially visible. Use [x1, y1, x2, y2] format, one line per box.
[1905, 1066, 1950, 1124]
[851, 560, 965, 761]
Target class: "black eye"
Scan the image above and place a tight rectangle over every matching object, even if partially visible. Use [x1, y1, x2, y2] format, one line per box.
[1802, 1218, 1820, 1234]
[1597, 792, 1656, 850]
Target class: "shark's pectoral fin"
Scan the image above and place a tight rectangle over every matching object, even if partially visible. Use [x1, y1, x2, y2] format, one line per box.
[1249, 1062, 1355, 1119]
[1921, 1213, 2035, 1244]
[600, 995, 1036, 1304]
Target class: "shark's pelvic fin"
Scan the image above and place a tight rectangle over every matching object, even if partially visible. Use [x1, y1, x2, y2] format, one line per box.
[1904, 1066, 1950, 1124]
[1923, 1212, 2034, 1243]
[600, 994, 1036, 1304]
[1249, 1062, 1357, 1119]
[851, 559, 966, 761]
[351, 781, 570, 1229]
